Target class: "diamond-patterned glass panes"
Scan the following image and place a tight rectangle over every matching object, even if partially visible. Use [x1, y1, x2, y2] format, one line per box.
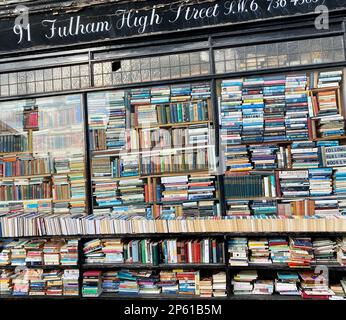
[93, 51, 211, 87]
[215, 36, 345, 73]
[0, 64, 90, 97]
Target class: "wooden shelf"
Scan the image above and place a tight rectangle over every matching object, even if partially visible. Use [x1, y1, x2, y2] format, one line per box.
[310, 86, 340, 92]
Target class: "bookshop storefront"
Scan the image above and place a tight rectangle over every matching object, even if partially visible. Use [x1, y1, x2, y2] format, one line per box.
[0, 0, 346, 300]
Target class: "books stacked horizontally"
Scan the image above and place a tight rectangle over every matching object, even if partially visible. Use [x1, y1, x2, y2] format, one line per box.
[275, 272, 300, 295]
[232, 270, 258, 295]
[299, 271, 335, 299]
[228, 237, 249, 266]
[118, 179, 145, 205]
[177, 271, 199, 295]
[285, 74, 309, 141]
[44, 270, 64, 296]
[187, 174, 215, 201]
[43, 241, 63, 266]
[161, 176, 188, 202]
[337, 237, 346, 265]
[291, 141, 319, 169]
[269, 238, 290, 264]
[212, 272, 227, 297]
[249, 145, 279, 170]
[309, 168, 333, 196]
[252, 280, 274, 295]
[93, 179, 120, 207]
[82, 270, 103, 297]
[314, 199, 340, 217]
[317, 70, 343, 89]
[288, 237, 314, 268]
[83, 239, 124, 264]
[102, 271, 120, 293]
[251, 200, 277, 216]
[225, 145, 252, 173]
[226, 200, 251, 217]
[312, 238, 337, 265]
[219, 78, 243, 146]
[248, 239, 271, 264]
[60, 239, 78, 266]
[159, 271, 178, 295]
[334, 167, 346, 195]
[242, 77, 264, 144]
[263, 75, 286, 142]
[191, 83, 211, 100]
[199, 277, 213, 297]
[279, 170, 310, 198]
[138, 272, 160, 295]
[62, 269, 79, 296]
[118, 270, 139, 295]
[0, 270, 13, 294]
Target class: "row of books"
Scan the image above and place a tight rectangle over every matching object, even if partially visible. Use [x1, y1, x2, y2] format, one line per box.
[232, 270, 345, 299]
[83, 238, 224, 265]
[2, 213, 346, 237]
[223, 167, 346, 199]
[219, 74, 310, 147]
[0, 239, 78, 266]
[226, 198, 346, 217]
[0, 269, 79, 296]
[224, 140, 346, 172]
[228, 237, 346, 267]
[0, 154, 85, 178]
[82, 269, 225, 297]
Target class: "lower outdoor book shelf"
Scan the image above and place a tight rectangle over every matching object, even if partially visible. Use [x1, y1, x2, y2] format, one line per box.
[0, 234, 345, 300]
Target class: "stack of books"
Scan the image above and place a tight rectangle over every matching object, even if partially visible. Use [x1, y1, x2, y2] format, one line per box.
[219, 78, 243, 147]
[249, 145, 279, 170]
[252, 280, 274, 295]
[226, 201, 251, 217]
[93, 179, 121, 207]
[212, 272, 227, 297]
[251, 200, 277, 216]
[199, 277, 213, 297]
[102, 239, 124, 263]
[285, 74, 309, 141]
[43, 241, 63, 265]
[248, 239, 271, 264]
[334, 167, 346, 195]
[312, 239, 337, 265]
[82, 270, 103, 297]
[138, 272, 160, 295]
[0, 270, 13, 294]
[279, 170, 310, 197]
[28, 269, 45, 296]
[177, 271, 199, 295]
[228, 237, 249, 266]
[269, 238, 290, 264]
[225, 145, 252, 172]
[187, 174, 215, 201]
[288, 237, 314, 268]
[171, 84, 191, 102]
[263, 75, 286, 142]
[232, 270, 258, 295]
[25, 240, 45, 266]
[60, 239, 79, 266]
[337, 237, 346, 265]
[62, 269, 79, 296]
[317, 70, 343, 88]
[118, 270, 139, 295]
[309, 168, 333, 196]
[44, 270, 64, 296]
[118, 179, 145, 204]
[299, 271, 335, 299]
[102, 271, 120, 293]
[83, 239, 104, 264]
[151, 86, 171, 104]
[161, 176, 188, 202]
[191, 83, 211, 100]
[275, 272, 300, 295]
[314, 199, 340, 217]
[159, 271, 178, 294]
[241, 77, 264, 143]
[291, 141, 319, 169]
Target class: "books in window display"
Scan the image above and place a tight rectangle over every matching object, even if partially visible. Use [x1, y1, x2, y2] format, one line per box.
[220, 79, 243, 146]
[0, 134, 28, 153]
[278, 170, 310, 198]
[285, 74, 309, 141]
[224, 171, 277, 199]
[291, 141, 319, 169]
[241, 77, 264, 144]
[0, 154, 52, 177]
[263, 76, 287, 142]
[317, 70, 343, 88]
